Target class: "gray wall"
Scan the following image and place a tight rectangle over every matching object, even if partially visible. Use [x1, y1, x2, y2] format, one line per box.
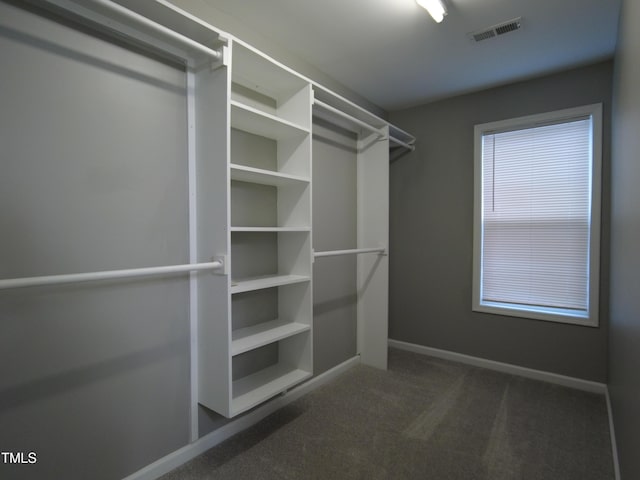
[609, 0, 640, 477]
[0, 2, 190, 479]
[389, 61, 613, 382]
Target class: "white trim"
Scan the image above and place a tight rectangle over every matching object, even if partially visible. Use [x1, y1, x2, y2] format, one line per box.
[474, 302, 597, 327]
[388, 339, 606, 394]
[477, 104, 602, 134]
[122, 355, 360, 480]
[605, 388, 621, 480]
[186, 63, 199, 443]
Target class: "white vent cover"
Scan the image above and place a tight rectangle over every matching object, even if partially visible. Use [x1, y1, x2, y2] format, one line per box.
[470, 17, 522, 42]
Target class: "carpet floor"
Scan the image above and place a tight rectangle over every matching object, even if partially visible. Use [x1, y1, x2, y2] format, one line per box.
[161, 349, 614, 479]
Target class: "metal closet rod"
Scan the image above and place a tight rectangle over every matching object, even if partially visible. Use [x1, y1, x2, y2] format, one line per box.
[0, 261, 223, 290]
[313, 100, 386, 139]
[84, 0, 222, 61]
[314, 247, 386, 258]
[389, 136, 416, 152]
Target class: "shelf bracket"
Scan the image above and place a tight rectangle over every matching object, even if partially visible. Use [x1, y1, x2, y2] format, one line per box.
[212, 255, 228, 275]
[210, 45, 228, 71]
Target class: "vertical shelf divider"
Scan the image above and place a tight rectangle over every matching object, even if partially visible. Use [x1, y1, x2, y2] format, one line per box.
[195, 54, 233, 418]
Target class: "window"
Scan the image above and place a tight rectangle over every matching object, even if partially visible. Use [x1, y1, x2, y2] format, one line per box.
[472, 104, 602, 326]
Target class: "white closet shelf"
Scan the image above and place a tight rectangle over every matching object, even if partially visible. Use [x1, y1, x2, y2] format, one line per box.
[230, 226, 310, 233]
[230, 164, 309, 187]
[231, 320, 310, 356]
[232, 43, 308, 104]
[231, 101, 309, 140]
[231, 274, 310, 294]
[232, 364, 312, 415]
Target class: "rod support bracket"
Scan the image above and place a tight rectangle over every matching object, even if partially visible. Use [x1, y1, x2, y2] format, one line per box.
[213, 255, 228, 275]
[210, 45, 228, 71]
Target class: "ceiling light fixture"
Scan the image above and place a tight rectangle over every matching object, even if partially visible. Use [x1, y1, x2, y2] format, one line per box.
[416, 0, 448, 23]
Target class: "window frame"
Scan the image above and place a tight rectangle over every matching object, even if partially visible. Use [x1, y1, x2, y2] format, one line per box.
[472, 104, 602, 327]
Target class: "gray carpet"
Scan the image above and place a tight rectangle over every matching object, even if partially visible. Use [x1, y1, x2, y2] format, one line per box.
[162, 349, 614, 479]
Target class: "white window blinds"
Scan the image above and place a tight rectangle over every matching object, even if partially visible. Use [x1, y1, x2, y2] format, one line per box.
[479, 116, 595, 318]
[473, 104, 601, 326]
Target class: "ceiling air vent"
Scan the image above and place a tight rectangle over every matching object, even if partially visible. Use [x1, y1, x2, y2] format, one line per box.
[470, 17, 522, 43]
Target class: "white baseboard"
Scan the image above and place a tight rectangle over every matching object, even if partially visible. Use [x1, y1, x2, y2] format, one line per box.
[122, 355, 361, 480]
[605, 388, 621, 480]
[388, 339, 607, 394]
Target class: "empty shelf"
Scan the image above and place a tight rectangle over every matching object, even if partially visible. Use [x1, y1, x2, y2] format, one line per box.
[232, 320, 310, 356]
[232, 43, 309, 104]
[230, 164, 309, 187]
[230, 226, 310, 233]
[231, 274, 310, 294]
[232, 364, 311, 415]
[231, 101, 309, 140]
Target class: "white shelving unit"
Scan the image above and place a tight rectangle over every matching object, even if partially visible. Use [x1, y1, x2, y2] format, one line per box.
[195, 36, 400, 417]
[51, 0, 414, 422]
[197, 40, 314, 418]
[11, 0, 417, 442]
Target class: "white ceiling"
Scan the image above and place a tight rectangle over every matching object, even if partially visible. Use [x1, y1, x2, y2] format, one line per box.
[200, 0, 621, 111]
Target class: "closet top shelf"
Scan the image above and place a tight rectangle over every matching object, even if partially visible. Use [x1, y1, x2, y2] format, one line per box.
[115, 0, 227, 49]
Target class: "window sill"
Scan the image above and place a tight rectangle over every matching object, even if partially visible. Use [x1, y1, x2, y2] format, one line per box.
[473, 301, 598, 327]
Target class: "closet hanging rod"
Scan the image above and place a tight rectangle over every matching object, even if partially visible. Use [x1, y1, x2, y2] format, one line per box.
[313, 100, 386, 139]
[0, 261, 223, 291]
[314, 247, 386, 258]
[80, 0, 222, 61]
[390, 136, 416, 152]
